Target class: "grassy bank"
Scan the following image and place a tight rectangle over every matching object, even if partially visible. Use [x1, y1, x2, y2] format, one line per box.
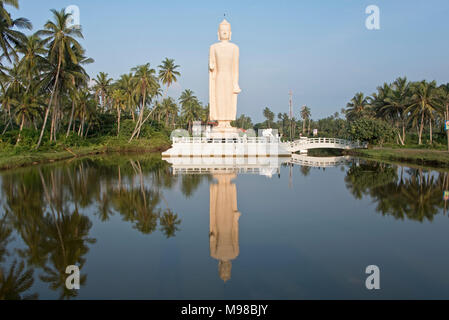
[0, 136, 171, 171]
[349, 147, 449, 168]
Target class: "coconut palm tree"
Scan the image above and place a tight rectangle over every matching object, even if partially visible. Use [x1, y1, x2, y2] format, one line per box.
[0, 0, 31, 63]
[300, 105, 311, 134]
[93, 72, 112, 111]
[378, 78, 410, 145]
[35, 8, 84, 149]
[15, 34, 46, 89]
[111, 89, 126, 135]
[437, 83, 449, 152]
[14, 85, 45, 145]
[160, 97, 178, 128]
[179, 89, 200, 134]
[129, 63, 160, 142]
[345, 92, 370, 121]
[158, 58, 180, 98]
[117, 73, 136, 121]
[406, 80, 439, 145]
[263, 107, 274, 128]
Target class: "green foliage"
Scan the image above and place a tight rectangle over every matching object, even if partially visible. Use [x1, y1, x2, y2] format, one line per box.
[347, 118, 397, 145]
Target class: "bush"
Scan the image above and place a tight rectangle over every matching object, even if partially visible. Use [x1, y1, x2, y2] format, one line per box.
[347, 118, 397, 146]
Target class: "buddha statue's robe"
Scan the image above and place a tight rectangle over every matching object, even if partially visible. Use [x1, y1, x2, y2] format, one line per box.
[209, 42, 240, 122]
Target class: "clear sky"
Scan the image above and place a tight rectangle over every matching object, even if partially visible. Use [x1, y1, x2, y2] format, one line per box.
[15, 0, 449, 122]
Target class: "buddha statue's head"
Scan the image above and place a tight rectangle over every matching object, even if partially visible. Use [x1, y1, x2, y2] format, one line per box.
[218, 260, 232, 282]
[218, 19, 231, 41]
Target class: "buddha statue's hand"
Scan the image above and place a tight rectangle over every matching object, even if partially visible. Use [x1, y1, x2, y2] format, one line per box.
[233, 85, 241, 94]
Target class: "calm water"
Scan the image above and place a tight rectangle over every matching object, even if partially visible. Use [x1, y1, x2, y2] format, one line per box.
[0, 154, 449, 300]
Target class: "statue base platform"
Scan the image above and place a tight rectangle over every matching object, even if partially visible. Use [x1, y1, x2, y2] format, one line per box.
[209, 125, 240, 139]
[162, 136, 291, 158]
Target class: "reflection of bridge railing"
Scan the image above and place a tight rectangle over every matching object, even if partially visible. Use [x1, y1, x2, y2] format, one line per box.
[166, 156, 282, 177]
[289, 154, 352, 167]
[282, 137, 367, 153]
[171, 136, 281, 144]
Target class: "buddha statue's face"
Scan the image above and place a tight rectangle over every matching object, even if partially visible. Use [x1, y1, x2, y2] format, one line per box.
[218, 24, 231, 41]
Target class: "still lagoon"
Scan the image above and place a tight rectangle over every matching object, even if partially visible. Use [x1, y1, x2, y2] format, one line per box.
[0, 154, 448, 299]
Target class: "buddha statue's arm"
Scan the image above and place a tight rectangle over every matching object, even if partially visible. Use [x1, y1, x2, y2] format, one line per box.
[209, 45, 215, 74]
[232, 45, 241, 94]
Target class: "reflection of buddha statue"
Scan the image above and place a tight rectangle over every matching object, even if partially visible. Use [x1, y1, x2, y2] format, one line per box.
[209, 19, 241, 130]
[209, 173, 240, 282]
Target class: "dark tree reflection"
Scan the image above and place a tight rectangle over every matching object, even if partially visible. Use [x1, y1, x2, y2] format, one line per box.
[0, 154, 199, 299]
[345, 161, 448, 222]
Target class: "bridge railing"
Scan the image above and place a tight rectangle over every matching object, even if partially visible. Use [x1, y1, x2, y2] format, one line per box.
[285, 138, 367, 149]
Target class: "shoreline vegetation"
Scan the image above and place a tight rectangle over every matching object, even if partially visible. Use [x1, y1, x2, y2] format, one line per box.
[0, 136, 171, 171]
[348, 147, 449, 168]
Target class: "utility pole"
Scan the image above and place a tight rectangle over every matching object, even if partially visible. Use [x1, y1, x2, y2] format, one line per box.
[289, 90, 293, 141]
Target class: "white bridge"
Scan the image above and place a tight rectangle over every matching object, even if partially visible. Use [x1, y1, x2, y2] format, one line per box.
[282, 137, 367, 154]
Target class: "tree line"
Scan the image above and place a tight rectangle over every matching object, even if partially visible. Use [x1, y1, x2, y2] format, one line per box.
[345, 77, 449, 149]
[0, 2, 213, 150]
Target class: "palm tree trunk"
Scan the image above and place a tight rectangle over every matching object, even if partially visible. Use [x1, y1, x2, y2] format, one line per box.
[418, 111, 424, 145]
[402, 120, 406, 145]
[16, 114, 25, 145]
[129, 89, 146, 142]
[84, 122, 91, 138]
[36, 54, 62, 149]
[429, 119, 433, 144]
[117, 107, 121, 136]
[66, 99, 75, 137]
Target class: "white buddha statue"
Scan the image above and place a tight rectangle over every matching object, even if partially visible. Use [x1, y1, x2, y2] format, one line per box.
[209, 19, 241, 132]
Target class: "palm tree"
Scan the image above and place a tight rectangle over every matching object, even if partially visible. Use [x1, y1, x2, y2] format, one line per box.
[377, 78, 410, 145]
[93, 72, 112, 111]
[179, 89, 200, 134]
[345, 92, 371, 121]
[0, 73, 18, 132]
[0, 0, 31, 63]
[129, 63, 160, 142]
[15, 85, 44, 145]
[35, 8, 84, 149]
[15, 34, 46, 89]
[160, 97, 178, 127]
[158, 58, 180, 98]
[406, 80, 438, 145]
[117, 73, 136, 121]
[263, 107, 274, 128]
[437, 83, 449, 152]
[111, 89, 126, 135]
[300, 105, 311, 134]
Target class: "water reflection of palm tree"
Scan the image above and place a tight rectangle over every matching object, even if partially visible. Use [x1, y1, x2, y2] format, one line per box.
[39, 208, 95, 299]
[159, 209, 181, 238]
[38, 169, 96, 299]
[345, 161, 447, 221]
[299, 166, 311, 177]
[0, 155, 183, 299]
[0, 261, 37, 300]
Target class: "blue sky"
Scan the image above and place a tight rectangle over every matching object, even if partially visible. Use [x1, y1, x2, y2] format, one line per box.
[15, 0, 449, 122]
